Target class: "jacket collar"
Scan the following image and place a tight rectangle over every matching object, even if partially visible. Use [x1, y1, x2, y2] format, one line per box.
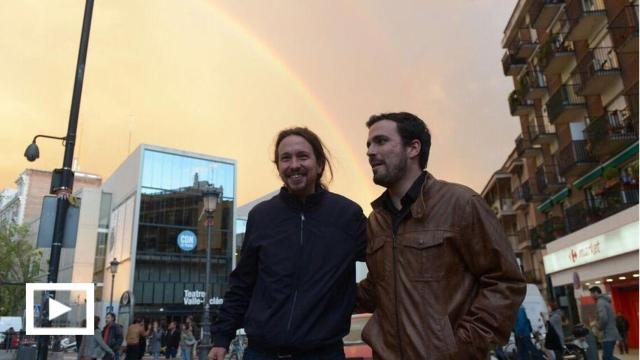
[279, 186, 327, 211]
[371, 171, 434, 219]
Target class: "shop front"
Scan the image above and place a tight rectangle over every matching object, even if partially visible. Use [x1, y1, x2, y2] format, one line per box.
[543, 206, 639, 347]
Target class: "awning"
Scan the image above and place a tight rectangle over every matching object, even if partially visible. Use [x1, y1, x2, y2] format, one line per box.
[573, 141, 639, 189]
[536, 187, 570, 213]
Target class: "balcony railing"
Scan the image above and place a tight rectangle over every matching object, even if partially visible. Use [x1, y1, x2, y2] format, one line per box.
[566, 0, 607, 41]
[509, 90, 535, 116]
[535, 163, 565, 194]
[521, 69, 548, 99]
[538, 32, 575, 75]
[515, 134, 541, 158]
[502, 52, 527, 76]
[557, 140, 596, 177]
[609, 4, 639, 53]
[565, 188, 639, 233]
[517, 227, 532, 247]
[542, 216, 567, 243]
[530, 0, 565, 29]
[529, 122, 556, 144]
[547, 84, 586, 124]
[585, 109, 638, 156]
[513, 181, 532, 204]
[510, 28, 539, 59]
[575, 47, 621, 95]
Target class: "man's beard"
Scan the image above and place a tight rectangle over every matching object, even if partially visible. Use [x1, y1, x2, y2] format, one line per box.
[372, 155, 408, 187]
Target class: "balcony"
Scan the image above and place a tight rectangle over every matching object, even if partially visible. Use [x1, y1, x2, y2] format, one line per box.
[506, 158, 524, 174]
[547, 84, 587, 125]
[536, 163, 566, 194]
[511, 29, 540, 59]
[565, 188, 639, 233]
[566, 0, 608, 41]
[509, 90, 535, 116]
[506, 232, 520, 249]
[517, 227, 536, 249]
[502, 52, 527, 76]
[542, 216, 567, 243]
[575, 47, 622, 96]
[538, 32, 576, 75]
[557, 140, 597, 177]
[530, 0, 565, 30]
[520, 69, 548, 100]
[609, 4, 639, 54]
[495, 198, 516, 219]
[585, 109, 638, 157]
[529, 122, 556, 145]
[513, 182, 533, 210]
[516, 134, 542, 158]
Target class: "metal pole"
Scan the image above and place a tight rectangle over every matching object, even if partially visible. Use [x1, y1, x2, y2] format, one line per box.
[199, 213, 213, 360]
[37, 1, 94, 359]
[109, 273, 115, 311]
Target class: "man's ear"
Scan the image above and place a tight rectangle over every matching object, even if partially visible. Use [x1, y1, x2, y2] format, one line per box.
[407, 139, 421, 160]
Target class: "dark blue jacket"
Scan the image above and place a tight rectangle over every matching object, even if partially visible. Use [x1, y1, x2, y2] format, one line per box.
[212, 187, 366, 350]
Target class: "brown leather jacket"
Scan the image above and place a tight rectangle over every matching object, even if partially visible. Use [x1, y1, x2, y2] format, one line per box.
[357, 173, 526, 359]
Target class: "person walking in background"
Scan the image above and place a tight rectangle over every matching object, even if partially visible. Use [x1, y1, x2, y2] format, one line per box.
[179, 323, 196, 360]
[615, 312, 629, 355]
[514, 307, 542, 360]
[589, 286, 621, 360]
[137, 318, 150, 360]
[163, 321, 180, 360]
[78, 316, 115, 360]
[149, 320, 163, 360]
[546, 301, 565, 360]
[102, 312, 123, 360]
[125, 318, 150, 360]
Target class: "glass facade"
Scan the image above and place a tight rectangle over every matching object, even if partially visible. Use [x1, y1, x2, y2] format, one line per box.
[133, 149, 235, 320]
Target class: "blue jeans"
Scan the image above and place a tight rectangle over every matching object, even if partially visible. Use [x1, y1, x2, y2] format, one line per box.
[602, 341, 620, 360]
[181, 347, 191, 360]
[243, 347, 345, 360]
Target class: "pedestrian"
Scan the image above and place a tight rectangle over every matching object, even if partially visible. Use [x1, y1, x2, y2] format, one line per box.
[545, 301, 565, 360]
[102, 312, 124, 360]
[179, 324, 196, 360]
[209, 127, 366, 360]
[589, 286, 621, 360]
[78, 316, 115, 360]
[356, 112, 526, 359]
[125, 318, 150, 360]
[514, 307, 541, 360]
[615, 312, 629, 354]
[149, 321, 163, 360]
[163, 321, 180, 360]
[137, 318, 149, 360]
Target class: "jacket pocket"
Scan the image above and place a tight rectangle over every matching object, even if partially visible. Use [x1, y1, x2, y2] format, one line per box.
[402, 230, 447, 281]
[366, 235, 389, 281]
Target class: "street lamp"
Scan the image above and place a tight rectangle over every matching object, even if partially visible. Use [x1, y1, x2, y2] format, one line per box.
[198, 184, 222, 360]
[109, 258, 120, 312]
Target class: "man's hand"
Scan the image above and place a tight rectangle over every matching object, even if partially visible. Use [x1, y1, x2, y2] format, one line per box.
[208, 347, 226, 360]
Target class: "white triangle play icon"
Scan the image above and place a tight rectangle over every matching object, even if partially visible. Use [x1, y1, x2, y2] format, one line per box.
[48, 298, 72, 321]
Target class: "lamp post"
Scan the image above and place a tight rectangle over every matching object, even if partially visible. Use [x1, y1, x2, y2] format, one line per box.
[109, 258, 120, 312]
[198, 185, 222, 360]
[25, 1, 95, 360]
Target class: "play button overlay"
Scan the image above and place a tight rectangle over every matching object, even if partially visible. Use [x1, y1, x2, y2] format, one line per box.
[26, 283, 94, 335]
[48, 298, 72, 321]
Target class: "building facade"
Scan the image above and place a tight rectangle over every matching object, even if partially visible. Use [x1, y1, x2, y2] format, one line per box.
[494, 0, 639, 347]
[95, 145, 237, 326]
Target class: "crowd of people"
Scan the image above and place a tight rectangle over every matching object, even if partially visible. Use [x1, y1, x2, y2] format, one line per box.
[74, 313, 204, 360]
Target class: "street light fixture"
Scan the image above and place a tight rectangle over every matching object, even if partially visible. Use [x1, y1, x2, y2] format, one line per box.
[109, 258, 120, 312]
[23, 135, 67, 162]
[198, 184, 222, 360]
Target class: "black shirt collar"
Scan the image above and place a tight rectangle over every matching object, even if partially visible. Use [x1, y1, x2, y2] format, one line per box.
[382, 171, 427, 214]
[279, 186, 326, 210]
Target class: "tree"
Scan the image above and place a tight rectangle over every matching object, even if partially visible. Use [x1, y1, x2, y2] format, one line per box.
[0, 220, 43, 316]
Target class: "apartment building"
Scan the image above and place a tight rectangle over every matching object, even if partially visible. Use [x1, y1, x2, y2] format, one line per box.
[493, 0, 638, 345]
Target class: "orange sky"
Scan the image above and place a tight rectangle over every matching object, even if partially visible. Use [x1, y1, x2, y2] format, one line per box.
[0, 0, 519, 210]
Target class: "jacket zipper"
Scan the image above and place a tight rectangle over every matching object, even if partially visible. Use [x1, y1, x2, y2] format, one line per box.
[287, 212, 305, 331]
[392, 232, 404, 360]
